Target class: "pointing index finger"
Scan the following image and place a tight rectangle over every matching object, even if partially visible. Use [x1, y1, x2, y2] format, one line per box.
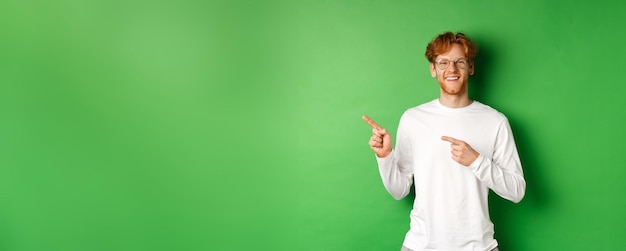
[362, 115, 381, 129]
[441, 136, 460, 144]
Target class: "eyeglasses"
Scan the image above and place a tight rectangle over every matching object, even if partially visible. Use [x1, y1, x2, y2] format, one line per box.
[434, 58, 469, 70]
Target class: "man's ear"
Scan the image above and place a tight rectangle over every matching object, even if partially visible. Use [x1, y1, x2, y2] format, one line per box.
[468, 61, 475, 75]
[430, 63, 436, 77]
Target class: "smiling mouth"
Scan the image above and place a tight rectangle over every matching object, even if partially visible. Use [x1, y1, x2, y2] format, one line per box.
[445, 76, 460, 81]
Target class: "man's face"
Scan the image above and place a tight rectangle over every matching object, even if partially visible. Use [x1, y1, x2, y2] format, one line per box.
[429, 44, 474, 96]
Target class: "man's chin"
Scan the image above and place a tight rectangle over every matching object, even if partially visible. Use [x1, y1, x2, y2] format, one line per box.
[440, 86, 464, 95]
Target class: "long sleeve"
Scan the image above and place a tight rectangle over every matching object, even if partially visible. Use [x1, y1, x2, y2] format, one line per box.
[375, 116, 414, 200]
[469, 118, 526, 203]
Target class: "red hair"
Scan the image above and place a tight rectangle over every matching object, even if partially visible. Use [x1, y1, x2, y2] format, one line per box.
[425, 32, 477, 63]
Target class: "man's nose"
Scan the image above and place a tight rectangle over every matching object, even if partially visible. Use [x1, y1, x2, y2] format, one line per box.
[448, 62, 459, 71]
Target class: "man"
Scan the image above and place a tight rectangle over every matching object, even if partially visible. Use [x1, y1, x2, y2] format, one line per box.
[362, 32, 525, 251]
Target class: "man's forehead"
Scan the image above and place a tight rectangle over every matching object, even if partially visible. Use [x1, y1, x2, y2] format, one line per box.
[436, 55, 467, 60]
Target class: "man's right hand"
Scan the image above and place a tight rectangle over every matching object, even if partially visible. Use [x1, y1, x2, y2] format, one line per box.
[362, 115, 392, 158]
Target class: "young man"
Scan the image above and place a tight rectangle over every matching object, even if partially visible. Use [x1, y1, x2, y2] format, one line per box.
[362, 32, 525, 251]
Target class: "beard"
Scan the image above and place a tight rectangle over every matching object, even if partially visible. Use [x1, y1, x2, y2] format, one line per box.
[438, 79, 468, 96]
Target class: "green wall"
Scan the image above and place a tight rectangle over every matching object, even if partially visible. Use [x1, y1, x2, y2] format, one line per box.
[1, 0, 625, 250]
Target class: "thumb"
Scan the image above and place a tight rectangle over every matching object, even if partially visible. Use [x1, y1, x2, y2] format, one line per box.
[374, 128, 388, 136]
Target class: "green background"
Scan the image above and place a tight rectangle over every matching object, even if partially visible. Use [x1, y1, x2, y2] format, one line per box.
[1, 0, 625, 250]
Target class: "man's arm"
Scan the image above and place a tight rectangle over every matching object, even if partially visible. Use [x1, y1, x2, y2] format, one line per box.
[442, 119, 526, 203]
[469, 118, 526, 202]
[363, 115, 414, 200]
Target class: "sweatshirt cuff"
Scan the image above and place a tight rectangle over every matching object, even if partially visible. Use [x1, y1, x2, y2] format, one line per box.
[468, 154, 484, 172]
[375, 149, 394, 166]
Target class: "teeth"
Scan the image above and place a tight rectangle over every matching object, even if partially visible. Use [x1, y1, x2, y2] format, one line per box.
[446, 77, 459, 80]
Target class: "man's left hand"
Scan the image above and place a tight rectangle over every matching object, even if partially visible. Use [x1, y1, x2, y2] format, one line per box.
[441, 136, 480, 166]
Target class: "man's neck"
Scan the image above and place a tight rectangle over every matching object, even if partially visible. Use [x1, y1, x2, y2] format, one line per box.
[438, 94, 472, 108]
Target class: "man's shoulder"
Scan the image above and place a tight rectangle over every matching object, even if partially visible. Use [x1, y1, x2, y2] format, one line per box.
[473, 101, 504, 116]
[471, 101, 508, 120]
[397, 100, 439, 124]
[405, 99, 438, 113]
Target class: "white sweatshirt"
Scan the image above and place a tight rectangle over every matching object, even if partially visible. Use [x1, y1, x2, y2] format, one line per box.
[376, 99, 525, 251]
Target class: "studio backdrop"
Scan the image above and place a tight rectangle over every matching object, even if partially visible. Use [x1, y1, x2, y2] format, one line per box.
[0, 0, 625, 250]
